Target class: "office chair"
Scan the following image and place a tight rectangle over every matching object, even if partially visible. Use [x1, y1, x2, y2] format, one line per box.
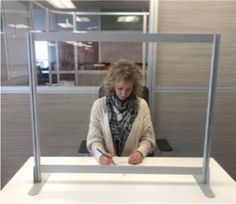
[78, 86, 173, 155]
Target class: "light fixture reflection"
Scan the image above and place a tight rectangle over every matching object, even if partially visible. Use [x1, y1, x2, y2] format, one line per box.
[76, 17, 90, 22]
[8, 24, 29, 29]
[47, 0, 76, 9]
[57, 18, 73, 28]
[117, 16, 140, 23]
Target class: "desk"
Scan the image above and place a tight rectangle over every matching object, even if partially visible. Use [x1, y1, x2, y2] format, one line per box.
[1, 157, 236, 203]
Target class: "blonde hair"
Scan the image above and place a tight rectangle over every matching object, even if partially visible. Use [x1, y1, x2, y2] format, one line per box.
[102, 59, 144, 97]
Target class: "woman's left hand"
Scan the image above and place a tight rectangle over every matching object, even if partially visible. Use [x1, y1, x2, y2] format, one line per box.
[128, 151, 143, 165]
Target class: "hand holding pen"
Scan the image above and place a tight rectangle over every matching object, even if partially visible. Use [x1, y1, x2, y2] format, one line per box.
[96, 148, 116, 165]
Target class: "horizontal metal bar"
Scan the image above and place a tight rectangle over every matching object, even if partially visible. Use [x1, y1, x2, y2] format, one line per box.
[2, 86, 236, 94]
[48, 11, 149, 16]
[36, 86, 99, 93]
[32, 1, 149, 16]
[0, 86, 99, 93]
[155, 86, 236, 93]
[32, 32, 214, 43]
[41, 165, 202, 175]
[50, 70, 106, 74]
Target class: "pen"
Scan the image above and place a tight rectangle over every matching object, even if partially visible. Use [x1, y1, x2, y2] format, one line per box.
[96, 148, 116, 165]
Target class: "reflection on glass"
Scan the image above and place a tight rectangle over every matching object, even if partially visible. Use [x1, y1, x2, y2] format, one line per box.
[75, 14, 144, 32]
[76, 15, 99, 31]
[101, 15, 143, 31]
[49, 13, 73, 32]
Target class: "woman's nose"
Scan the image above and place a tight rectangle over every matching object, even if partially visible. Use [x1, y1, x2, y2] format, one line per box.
[122, 90, 129, 97]
[121, 91, 125, 97]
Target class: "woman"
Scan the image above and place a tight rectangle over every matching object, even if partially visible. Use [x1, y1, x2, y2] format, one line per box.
[87, 59, 156, 165]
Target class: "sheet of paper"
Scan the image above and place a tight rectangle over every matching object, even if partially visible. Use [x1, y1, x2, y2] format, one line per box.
[112, 157, 142, 166]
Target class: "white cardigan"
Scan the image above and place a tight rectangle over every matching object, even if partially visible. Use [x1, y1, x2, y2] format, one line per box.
[86, 96, 156, 160]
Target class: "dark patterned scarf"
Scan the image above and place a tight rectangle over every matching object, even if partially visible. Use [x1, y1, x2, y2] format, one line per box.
[106, 90, 138, 156]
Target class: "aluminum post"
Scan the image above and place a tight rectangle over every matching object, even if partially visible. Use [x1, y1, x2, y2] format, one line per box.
[27, 32, 42, 183]
[202, 34, 220, 184]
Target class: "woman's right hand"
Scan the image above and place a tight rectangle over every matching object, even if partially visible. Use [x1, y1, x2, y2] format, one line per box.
[99, 154, 114, 165]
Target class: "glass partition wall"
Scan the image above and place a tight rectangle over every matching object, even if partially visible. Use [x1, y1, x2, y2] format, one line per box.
[39, 9, 148, 87]
[1, 1, 149, 87]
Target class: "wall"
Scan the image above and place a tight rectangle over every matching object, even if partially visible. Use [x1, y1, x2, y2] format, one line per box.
[153, 0, 236, 179]
[1, 93, 97, 187]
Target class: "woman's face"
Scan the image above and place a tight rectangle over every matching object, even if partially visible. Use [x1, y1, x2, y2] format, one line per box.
[114, 80, 133, 101]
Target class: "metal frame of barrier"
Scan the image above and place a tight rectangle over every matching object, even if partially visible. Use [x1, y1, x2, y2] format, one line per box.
[27, 32, 220, 197]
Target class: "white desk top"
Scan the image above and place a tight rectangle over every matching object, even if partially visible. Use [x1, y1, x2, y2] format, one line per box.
[1, 157, 236, 204]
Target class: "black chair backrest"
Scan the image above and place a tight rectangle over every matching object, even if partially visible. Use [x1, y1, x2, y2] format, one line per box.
[98, 86, 149, 105]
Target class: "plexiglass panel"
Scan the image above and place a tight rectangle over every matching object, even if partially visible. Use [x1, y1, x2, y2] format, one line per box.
[1, 0, 30, 86]
[49, 13, 74, 32]
[35, 39, 144, 87]
[156, 43, 212, 87]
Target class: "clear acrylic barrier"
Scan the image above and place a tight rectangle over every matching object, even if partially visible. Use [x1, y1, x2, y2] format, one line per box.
[27, 31, 220, 198]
